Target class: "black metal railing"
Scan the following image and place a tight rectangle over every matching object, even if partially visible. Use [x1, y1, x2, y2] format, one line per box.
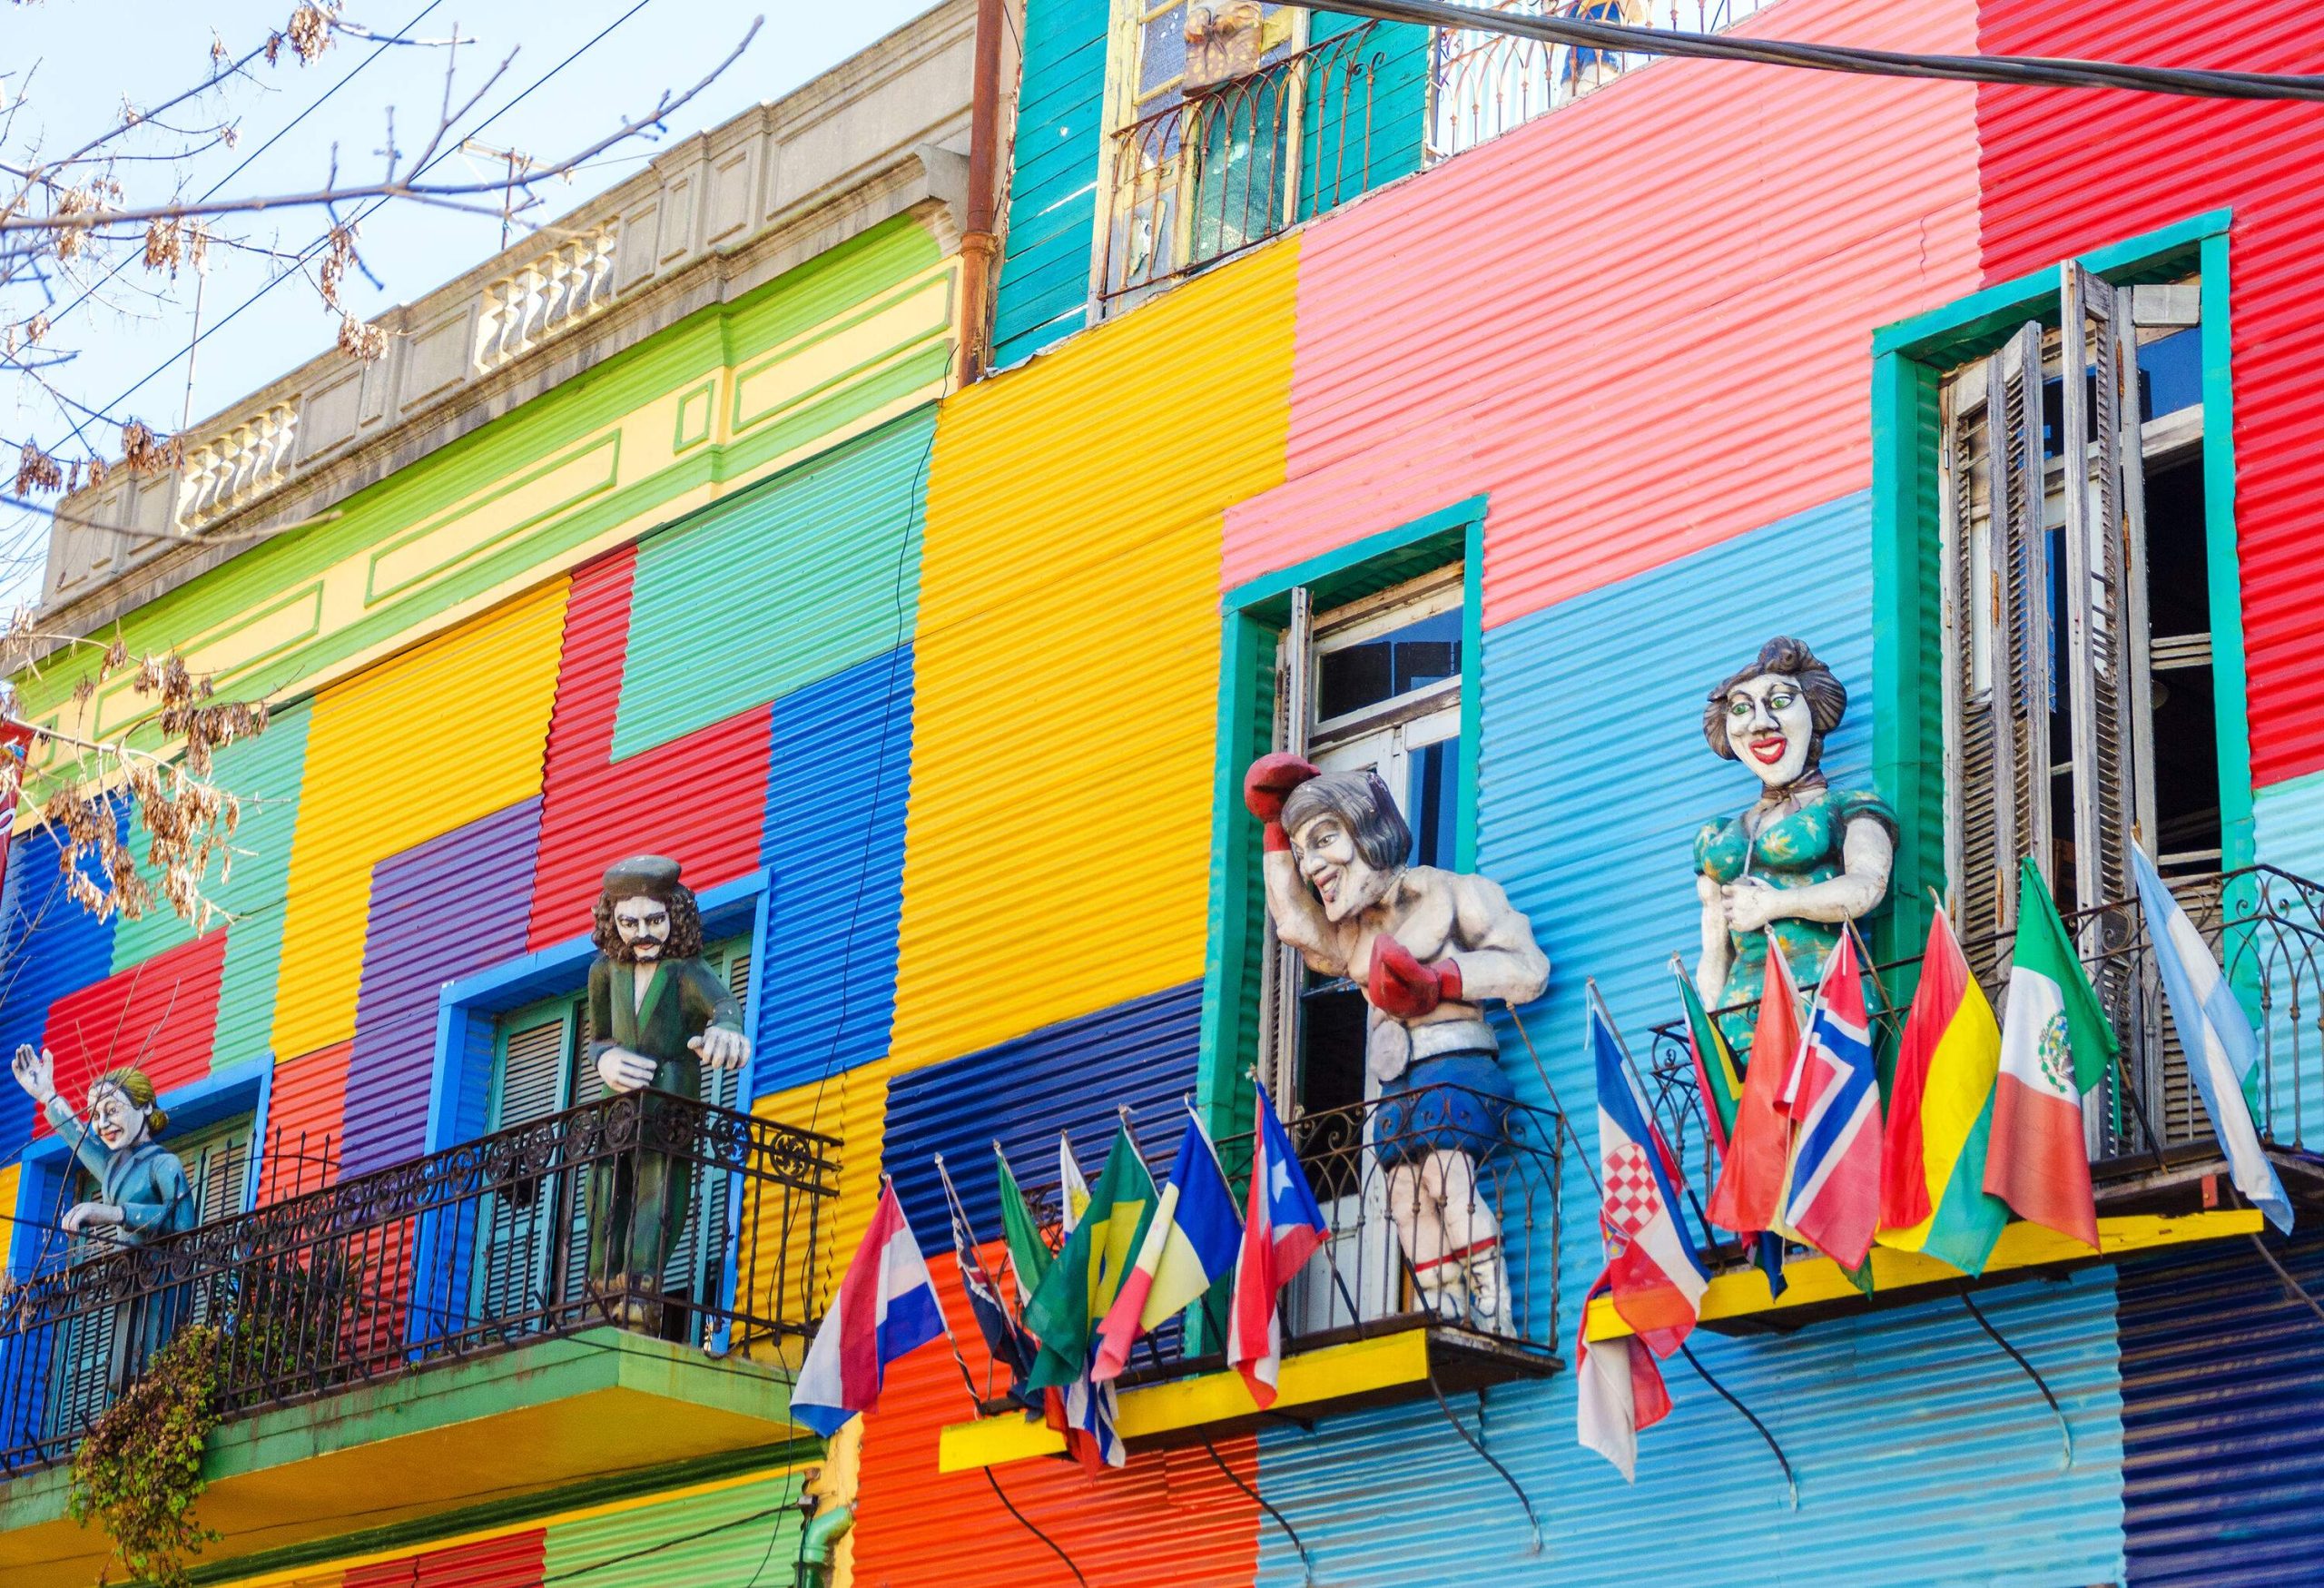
[0, 1090, 838, 1473]
[1643, 864, 2324, 1226]
[1099, 25, 1390, 304]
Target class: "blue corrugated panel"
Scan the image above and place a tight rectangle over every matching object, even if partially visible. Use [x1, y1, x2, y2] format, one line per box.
[882, 981, 1200, 1242]
[1254, 494, 2127, 1584]
[339, 798, 542, 1174]
[988, 0, 1109, 370]
[753, 646, 914, 1099]
[2254, 770, 2324, 879]
[0, 819, 118, 1168]
[2250, 774, 2324, 1148]
[2118, 1230, 2324, 1586]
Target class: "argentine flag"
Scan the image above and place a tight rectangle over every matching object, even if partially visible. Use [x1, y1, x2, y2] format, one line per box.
[2132, 848, 2292, 1234]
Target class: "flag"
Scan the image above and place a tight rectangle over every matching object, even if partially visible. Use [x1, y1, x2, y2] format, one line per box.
[1229, 1081, 1331, 1408]
[1023, 1126, 1157, 1391]
[1877, 905, 2010, 1275]
[1778, 932, 1885, 1269]
[0, 722, 29, 910]
[2133, 847, 2291, 1234]
[1984, 859, 2109, 1251]
[995, 1143, 1052, 1308]
[1672, 956, 1745, 1156]
[792, 1181, 948, 1435]
[1590, 1000, 1708, 1351]
[937, 1157, 1036, 1401]
[1092, 1112, 1243, 1383]
[1059, 1133, 1091, 1232]
[1575, 1267, 1671, 1482]
[1708, 942, 1801, 1238]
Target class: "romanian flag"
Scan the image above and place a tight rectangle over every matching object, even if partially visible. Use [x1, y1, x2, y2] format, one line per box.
[1022, 1125, 1157, 1391]
[1091, 1114, 1242, 1383]
[1707, 942, 1801, 1239]
[1877, 906, 2010, 1275]
[1672, 956, 1745, 1157]
[1983, 860, 2110, 1252]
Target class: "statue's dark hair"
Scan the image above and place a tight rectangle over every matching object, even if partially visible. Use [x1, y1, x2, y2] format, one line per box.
[592, 884, 704, 960]
[1279, 770, 1413, 873]
[1702, 636, 1848, 765]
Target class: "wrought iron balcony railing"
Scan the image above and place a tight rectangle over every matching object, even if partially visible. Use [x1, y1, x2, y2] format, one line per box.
[0, 1090, 838, 1474]
[1641, 864, 2324, 1229]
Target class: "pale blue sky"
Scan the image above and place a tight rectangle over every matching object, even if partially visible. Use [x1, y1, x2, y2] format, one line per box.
[1, 0, 938, 602]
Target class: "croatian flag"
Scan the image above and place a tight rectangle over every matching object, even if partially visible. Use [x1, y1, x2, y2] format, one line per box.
[1576, 1267, 1672, 1482]
[1228, 1081, 1331, 1408]
[2132, 848, 2292, 1234]
[791, 1181, 948, 1435]
[1591, 1000, 1708, 1349]
[1092, 1112, 1243, 1383]
[1779, 932, 1885, 1269]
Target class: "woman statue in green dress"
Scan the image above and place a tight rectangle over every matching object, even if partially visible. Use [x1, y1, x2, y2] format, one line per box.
[1693, 637, 1896, 1015]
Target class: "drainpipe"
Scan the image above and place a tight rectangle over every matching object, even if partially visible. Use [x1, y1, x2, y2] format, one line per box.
[956, 0, 1007, 385]
[795, 1500, 855, 1588]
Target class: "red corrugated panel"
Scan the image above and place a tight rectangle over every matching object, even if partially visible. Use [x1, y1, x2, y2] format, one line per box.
[342, 1526, 545, 1587]
[526, 547, 772, 948]
[1226, 0, 1983, 627]
[258, 1040, 351, 1204]
[34, 929, 228, 1134]
[1975, 0, 2324, 788]
[851, 1246, 1259, 1587]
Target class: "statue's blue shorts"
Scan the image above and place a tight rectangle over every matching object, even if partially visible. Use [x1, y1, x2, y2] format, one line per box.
[1374, 1050, 1513, 1167]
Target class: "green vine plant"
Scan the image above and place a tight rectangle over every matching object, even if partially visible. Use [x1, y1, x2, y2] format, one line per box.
[66, 1324, 222, 1587]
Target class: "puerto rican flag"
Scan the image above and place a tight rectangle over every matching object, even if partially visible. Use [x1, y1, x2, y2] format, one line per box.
[791, 1180, 948, 1435]
[1227, 1081, 1331, 1408]
[1591, 999, 1708, 1351]
[1779, 932, 1885, 1269]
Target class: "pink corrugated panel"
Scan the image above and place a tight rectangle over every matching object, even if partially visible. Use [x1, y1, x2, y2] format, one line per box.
[1976, 0, 2324, 788]
[1228, 0, 1983, 626]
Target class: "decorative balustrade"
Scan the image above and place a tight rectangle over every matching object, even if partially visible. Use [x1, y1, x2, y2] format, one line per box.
[0, 1090, 838, 1474]
[473, 223, 622, 371]
[173, 402, 299, 528]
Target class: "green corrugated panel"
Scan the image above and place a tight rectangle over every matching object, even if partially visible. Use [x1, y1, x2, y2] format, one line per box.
[990, 0, 1111, 368]
[610, 410, 934, 761]
[540, 1470, 804, 1586]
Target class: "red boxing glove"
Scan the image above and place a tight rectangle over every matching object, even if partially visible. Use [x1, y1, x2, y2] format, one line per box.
[1367, 937, 1463, 1020]
[1244, 753, 1321, 853]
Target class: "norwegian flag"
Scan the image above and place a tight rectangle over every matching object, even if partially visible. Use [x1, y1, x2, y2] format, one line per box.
[1590, 998, 1708, 1352]
[1778, 932, 1885, 1269]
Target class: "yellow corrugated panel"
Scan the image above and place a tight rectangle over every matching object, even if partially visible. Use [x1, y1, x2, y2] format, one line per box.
[749, 1061, 892, 1346]
[890, 238, 1302, 1073]
[0, 1163, 18, 1262]
[269, 581, 567, 1062]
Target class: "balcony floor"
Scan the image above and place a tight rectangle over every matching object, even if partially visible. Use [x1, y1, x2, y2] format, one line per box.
[0, 1327, 811, 1588]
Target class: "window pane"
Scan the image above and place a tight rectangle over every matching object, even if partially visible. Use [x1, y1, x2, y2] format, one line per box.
[1316, 609, 1462, 721]
[1141, 6, 1188, 102]
[1409, 737, 1457, 868]
[2138, 328, 2201, 422]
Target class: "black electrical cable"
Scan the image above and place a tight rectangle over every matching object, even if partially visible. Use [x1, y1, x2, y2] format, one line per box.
[1303, 0, 2324, 102]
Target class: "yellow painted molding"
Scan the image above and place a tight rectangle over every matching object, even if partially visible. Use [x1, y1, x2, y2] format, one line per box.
[937, 1329, 1431, 1473]
[1585, 1209, 2265, 1342]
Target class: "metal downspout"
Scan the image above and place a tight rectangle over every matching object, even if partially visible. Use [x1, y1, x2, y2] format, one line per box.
[956, 0, 1007, 385]
[795, 1500, 856, 1588]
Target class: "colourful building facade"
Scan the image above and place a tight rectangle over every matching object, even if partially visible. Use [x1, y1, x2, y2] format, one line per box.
[5, 0, 2324, 1583]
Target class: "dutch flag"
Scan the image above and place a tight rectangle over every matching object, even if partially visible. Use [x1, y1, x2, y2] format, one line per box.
[791, 1180, 949, 1435]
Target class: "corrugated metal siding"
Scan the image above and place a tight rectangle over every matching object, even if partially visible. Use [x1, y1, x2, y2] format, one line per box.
[271, 582, 566, 1063]
[2117, 1232, 2324, 1585]
[894, 240, 1298, 1073]
[35, 929, 229, 1137]
[540, 1470, 803, 1585]
[0, 821, 116, 1155]
[753, 646, 914, 1100]
[881, 980, 1200, 1239]
[341, 1529, 545, 1587]
[852, 1247, 1261, 1588]
[206, 704, 312, 1073]
[613, 411, 933, 762]
[987, 0, 1109, 370]
[525, 548, 770, 949]
[753, 1061, 891, 1327]
[340, 799, 543, 1176]
[2253, 770, 2324, 879]
[1227, 0, 1982, 623]
[259, 1040, 350, 1203]
[1974, 0, 2324, 789]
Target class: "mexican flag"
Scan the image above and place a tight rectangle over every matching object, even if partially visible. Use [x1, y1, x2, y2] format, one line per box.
[1982, 859, 2113, 1252]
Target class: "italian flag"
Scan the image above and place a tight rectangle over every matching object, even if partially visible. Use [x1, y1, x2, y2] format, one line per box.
[1982, 860, 2112, 1252]
[1876, 905, 2010, 1276]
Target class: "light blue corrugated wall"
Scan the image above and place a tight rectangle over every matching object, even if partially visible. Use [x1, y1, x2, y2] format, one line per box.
[2245, 772, 2324, 1149]
[1256, 492, 2128, 1585]
[2253, 771, 2324, 878]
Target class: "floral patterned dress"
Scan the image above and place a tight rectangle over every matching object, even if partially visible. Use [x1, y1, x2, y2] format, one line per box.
[1694, 785, 1897, 1015]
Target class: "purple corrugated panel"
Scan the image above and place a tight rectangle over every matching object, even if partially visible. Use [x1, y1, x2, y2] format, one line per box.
[339, 798, 542, 1175]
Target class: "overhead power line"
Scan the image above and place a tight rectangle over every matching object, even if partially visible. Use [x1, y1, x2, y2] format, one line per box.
[1301, 0, 2324, 102]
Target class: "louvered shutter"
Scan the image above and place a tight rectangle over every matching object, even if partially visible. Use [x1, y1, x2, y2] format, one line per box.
[656, 942, 753, 1332]
[1256, 587, 1313, 1117]
[478, 1013, 571, 1325]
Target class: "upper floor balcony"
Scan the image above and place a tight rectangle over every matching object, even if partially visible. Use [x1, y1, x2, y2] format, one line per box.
[0, 1090, 836, 1587]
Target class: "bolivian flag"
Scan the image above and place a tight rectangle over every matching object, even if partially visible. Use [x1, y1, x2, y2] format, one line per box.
[1022, 1124, 1157, 1390]
[1876, 905, 2010, 1275]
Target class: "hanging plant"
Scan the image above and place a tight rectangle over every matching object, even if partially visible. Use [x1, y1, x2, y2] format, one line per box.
[66, 1324, 223, 1588]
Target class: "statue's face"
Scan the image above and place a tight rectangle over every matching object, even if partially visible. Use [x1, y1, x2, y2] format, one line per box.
[86, 1082, 148, 1152]
[1722, 673, 1815, 789]
[612, 895, 672, 962]
[1290, 812, 1393, 923]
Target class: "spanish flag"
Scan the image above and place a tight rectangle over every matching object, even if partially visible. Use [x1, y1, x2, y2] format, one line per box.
[1877, 904, 2010, 1275]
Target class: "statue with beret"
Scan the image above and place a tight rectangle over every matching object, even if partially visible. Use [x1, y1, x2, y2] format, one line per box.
[585, 855, 751, 1326]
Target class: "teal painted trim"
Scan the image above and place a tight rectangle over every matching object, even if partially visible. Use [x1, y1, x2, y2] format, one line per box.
[1229, 495, 1488, 619]
[1867, 349, 1945, 966]
[1455, 508, 1485, 874]
[2201, 230, 2255, 866]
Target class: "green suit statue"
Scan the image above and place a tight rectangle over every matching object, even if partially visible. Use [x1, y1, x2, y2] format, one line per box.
[583, 856, 751, 1327]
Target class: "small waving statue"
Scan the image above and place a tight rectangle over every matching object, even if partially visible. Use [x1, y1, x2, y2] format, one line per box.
[1693, 637, 1896, 1014]
[10, 1045, 194, 1248]
[1244, 755, 1550, 1327]
[584, 856, 751, 1324]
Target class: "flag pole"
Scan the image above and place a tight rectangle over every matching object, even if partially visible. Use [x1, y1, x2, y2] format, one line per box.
[1499, 998, 1601, 1198]
[1588, 976, 1716, 1240]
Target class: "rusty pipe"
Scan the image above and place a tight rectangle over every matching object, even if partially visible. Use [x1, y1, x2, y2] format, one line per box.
[957, 0, 1008, 385]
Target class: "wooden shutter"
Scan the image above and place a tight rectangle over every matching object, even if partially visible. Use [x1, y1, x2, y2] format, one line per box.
[478, 1012, 571, 1324]
[1256, 587, 1313, 1117]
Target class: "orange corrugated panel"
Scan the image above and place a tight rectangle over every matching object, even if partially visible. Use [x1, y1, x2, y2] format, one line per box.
[258, 1041, 352, 1203]
[1226, 0, 1983, 626]
[851, 1248, 1259, 1587]
[1975, 0, 2324, 787]
[36, 929, 229, 1133]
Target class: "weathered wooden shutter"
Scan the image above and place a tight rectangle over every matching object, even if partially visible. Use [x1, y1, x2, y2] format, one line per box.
[478, 1013, 570, 1323]
[1256, 587, 1313, 1118]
